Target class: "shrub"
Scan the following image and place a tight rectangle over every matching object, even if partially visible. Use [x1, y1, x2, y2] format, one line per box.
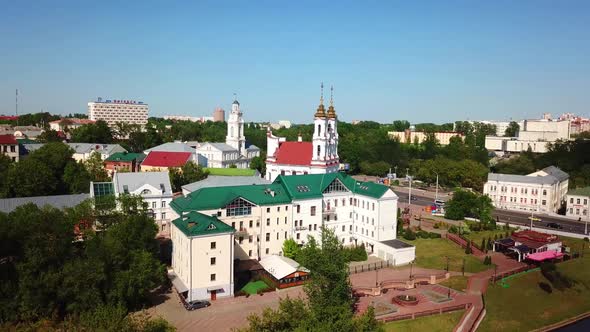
[480, 239, 486, 252]
[429, 232, 441, 239]
[465, 241, 472, 255]
[343, 244, 368, 262]
[449, 225, 458, 234]
[584, 237, 589, 242]
[539, 282, 553, 294]
[417, 230, 429, 238]
[541, 262, 574, 291]
[483, 256, 493, 265]
[486, 237, 493, 251]
[433, 223, 440, 229]
[403, 229, 417, 241]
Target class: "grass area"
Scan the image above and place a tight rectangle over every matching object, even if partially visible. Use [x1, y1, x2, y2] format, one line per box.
[240, 280, 269, 295]
[439, 276, 469, 292]
[383, 310, 464, 332]
[204, 167, 256, 176]
[404, 238, 491, 273]
[479, 253, 590, 332]
[464, 229, 513, 249]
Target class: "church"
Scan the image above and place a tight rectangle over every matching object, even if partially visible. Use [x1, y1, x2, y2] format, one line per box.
[265, 85, 340, 181]
[196, 99, 260, 168]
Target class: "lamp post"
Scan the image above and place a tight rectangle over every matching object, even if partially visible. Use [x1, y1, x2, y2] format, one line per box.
[462, 257, 466, 276]
[409, 262, 414, 280]
[434, 171, 439, 202]
[406, 168, 412, 206]
[446, 256, 449, 272]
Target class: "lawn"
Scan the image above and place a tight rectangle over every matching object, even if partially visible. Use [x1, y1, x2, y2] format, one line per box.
[205, 168, 256, 176]
[383, 310, 464, 332]
[404, 238, 491, 273]
[439, 276, 469, 292]
[479, 253, 590, 332]
[240, 280, 270, 295]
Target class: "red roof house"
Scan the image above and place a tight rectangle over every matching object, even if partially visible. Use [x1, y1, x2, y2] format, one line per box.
[0, 134, 18, 145]
[274, 142, 313, 166]
[141, 151, 192, 171]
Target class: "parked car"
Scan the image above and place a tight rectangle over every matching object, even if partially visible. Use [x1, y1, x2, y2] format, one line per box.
[546, 222, 563, 229]
[185, 300, 211, 311]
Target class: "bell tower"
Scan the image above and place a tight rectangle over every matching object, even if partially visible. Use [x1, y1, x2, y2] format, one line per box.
[312, 83, 329, 163]
[226, 95, 245, 156]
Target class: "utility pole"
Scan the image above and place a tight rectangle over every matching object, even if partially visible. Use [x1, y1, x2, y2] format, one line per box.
[406, 168, 412, 206]
[435, 172, 439, 202]
[530, 211, 534, 230]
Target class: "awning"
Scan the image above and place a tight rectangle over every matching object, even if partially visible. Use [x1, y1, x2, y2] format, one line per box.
[168, 271, 188, 293]
[207, 286, 224, 292]
[526, 250, 563, 262]
[512, 245, 530, 253]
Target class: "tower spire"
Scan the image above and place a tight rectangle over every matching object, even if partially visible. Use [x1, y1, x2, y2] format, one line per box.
[314, 82, 327, 118]
[320, 82, 324, 105]
[330, 85, 333, 107]
[327, 85, 336, 118]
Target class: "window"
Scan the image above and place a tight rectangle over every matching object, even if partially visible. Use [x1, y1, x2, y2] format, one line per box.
[226, 197, 254, 216]
[267, 218, 270, 226]
[265, 248, 269, 254]
[372, 203, 375, 211]
[543, 190, 547, 196]
[276, 218, 279, 225]
[239, 236, 244, 244]
[372, 231, 374, 237]
[577, 199, 581, 204]
[311, 206, 316, 216]
[576, 209, 580, 215]
[232, 222, 235, 229]
[256, 220, 260, 227]
[342, 225, 345, 231]
[284, 231, 287, 239]
[286, 206, 289, 211]
[266, 207, 270, 213]
[266, 233, 270, 242]
[569, 208, 574, 214]
[585, 199, 588, 205]
[314, 224, 317, 230]
[296, 233, 300, 240]
[248, 250, 252, 257]
[571, 198, 574, 203]
[297, 205, 301, 213]
[210, 274, 216, 281]
[584, 209, 587, 216]
[277, 206, 280, 212]
[210, 257, 216, 265]
[317, 145, 321, 157]
[161, 201, 166, 208]
[210, 242, 216, 249]
[152, 201, 157, 209]
[350, 225, 352, 231]
[161, 212, 166, 219]
[249, 235, 253, 243]
[249, 220, 253, 228]
[285, 217, 287, 224]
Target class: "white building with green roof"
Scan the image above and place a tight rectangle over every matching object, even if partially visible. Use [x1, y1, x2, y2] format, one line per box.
[566, 187, 590, 221]
[169, 173, 415, 302]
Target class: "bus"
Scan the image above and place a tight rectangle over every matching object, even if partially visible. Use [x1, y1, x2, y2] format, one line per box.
[434, 199, 446, 206]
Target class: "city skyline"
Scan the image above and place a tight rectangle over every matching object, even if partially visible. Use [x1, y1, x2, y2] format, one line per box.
[1, 1, 589, 123]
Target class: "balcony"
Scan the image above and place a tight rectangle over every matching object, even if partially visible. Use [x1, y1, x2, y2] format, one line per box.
[235, 227, 249, 236]
[295, 226, 308, 231]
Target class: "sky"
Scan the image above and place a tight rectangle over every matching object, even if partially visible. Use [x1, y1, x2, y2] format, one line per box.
[1, 0, 589, 124]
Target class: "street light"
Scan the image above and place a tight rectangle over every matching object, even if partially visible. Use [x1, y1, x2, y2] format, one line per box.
[406, 168, 412, 206]
[445, 256, 450, 272]
[434, 171, 439, 202]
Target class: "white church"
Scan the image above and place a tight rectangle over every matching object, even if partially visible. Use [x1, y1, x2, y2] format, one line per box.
[196, 99, 260, 168]
[265, 85, 340, 181]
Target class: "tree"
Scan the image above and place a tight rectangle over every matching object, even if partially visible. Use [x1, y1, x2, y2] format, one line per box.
[169, 162, 209, 192]
[70, 120, 113, 143]
[444, 189, 478, 220]
[465, 241, 472, 254]
[63, 160, 91, 194]
[3, 158, 58, 197]
[249, 155, 266, 176]
[84, 151, 110, 182]
[282, 238, 300, 260]
[36, 129, 63, 142]
[504, 121, 520, 137]
[392, 120, 410, 131]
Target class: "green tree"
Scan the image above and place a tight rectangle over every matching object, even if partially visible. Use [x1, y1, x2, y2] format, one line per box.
[84, 151, 110, 182]
[504, 121, 520, 137]
[36, 129, 63, 142]
[282, 238, 300, 260]
[4, 158, 58, 197]
[249, 155, 266, 176]
[169, 162, 209, 192]
[71, 120, 113, 143]
[392, 120, 410, 131]
[63, 160, 91, 194]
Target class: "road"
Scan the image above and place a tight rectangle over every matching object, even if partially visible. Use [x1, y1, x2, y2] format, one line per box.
[393, 188, 590, 235]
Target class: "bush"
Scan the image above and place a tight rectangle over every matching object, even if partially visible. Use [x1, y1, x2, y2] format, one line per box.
[449, 225, 458, 234]
[343, 244, 368, 262]
[429, 232, 441, 239]
[403, 229, 417, 241]
[540, 262, 574, 291]
[483, 256, 493, 265]
[433, 223, 440, 229]
[465, 241, 472, 255]
[539, 282, 553, 294]
[584, 237, 589, 242]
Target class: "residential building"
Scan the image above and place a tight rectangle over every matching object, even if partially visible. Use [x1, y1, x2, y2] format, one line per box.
[67, 143, 127, 162]
[144, 142, 198, 163]
[485, 115, 571, 154]
[213, 107, 225, 122]
[483, 166, 569, 213]
[195, 99, 260, 168]
[90, 172, 173, 234]
[265, 86, 339, 181]
[141, 151, 193, 172]
[163, 115, 214, 123]
[104, 152, 146, 173]
[566, 187, 590, 220]
[169, 172, 415, 301]
[12, 126, 44, 140]
[388, 130, 464, 145]
[88, 98, 148, 127]
[49, 118, 95, 132]
[0, 134, 19, 162]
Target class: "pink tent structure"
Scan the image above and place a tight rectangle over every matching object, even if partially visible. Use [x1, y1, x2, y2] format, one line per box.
[526, 251, 563, 262]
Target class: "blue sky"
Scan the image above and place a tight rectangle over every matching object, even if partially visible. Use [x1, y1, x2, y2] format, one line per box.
[1, 0, 589, 123]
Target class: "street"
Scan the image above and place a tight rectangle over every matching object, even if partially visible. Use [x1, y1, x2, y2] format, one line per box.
[392, 188, 590, 236]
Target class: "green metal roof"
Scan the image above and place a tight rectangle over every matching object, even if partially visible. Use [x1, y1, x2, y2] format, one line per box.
[172, 211, 235, 237]
[105, 152, 146, 162]
[171, 183, 292, 213]
[568, 187, 590, 197]
[170, 173, 391, 214]
[204, 168, 256, 176]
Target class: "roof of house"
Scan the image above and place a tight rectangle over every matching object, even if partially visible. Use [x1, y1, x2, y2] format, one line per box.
[50, 118, 95, 125]
[0, 134, 17, 145]
[205, 142, 238, 152]
[205, 168, 258, 176]
[0, 193, 90, 214]
[568, 186, 590, 197]
[171, 173, 392, 213]
[246, 144, 260, 151]
[105, 152, 146, 162]
[273, 142, 312, 165]
[144, 142, 196, 154]
[541, 166, 569, 182]
[113, 171, 172, 196]
[172, 211, 235, 237]
[182, 175, 270, 193]
[259, 255, 309, 280]
[66, 143, 126, 155]
[381, 239, 414, 249]
[22, 143, 45, 153]
[142, 151, 192, 167]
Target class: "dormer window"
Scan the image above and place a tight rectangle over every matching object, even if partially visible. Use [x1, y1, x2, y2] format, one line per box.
[207, 224, 217, 230]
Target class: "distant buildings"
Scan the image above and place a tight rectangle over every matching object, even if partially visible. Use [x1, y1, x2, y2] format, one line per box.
[566, 187, 590, 220]
[49, 118, 95, 132]
[104, 152, 145, 174]
[141, 151, 193, 172]
[485, 114, 571, 154]
[22, 142, 126, 162]
[265, 86, 339, 181]
[88, 98, 148, 127]
[213, 107, 225, 122]
[388, 130, 464, 146]
[164, 107, 226, 123]
[0, 135, 19, 162]
[483, 166, 569, 213]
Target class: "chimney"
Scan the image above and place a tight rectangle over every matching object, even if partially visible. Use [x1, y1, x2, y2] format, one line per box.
[297, 131, 302, 142]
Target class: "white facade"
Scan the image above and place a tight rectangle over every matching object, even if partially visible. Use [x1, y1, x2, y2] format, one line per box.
[484, 166, 569, 213]
[566, 190, 590, 220]
[388, 131, 464, 145]
[485, 117, 571, 154]
[88, 99, 148, 127]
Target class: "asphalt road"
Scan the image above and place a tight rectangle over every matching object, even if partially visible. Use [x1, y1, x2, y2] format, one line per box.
[394, 189, 590, 235]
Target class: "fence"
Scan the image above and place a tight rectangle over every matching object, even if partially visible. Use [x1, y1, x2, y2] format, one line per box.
[378, 303, 471, 322]
[349, 260, 391, 274]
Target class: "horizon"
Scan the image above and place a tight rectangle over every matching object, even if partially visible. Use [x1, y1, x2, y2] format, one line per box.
[1, 1, 589, 123]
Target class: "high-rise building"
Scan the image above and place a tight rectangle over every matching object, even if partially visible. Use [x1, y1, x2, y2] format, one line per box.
[88, 98, 148, 126]
[213, 107, 225, 122]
